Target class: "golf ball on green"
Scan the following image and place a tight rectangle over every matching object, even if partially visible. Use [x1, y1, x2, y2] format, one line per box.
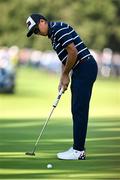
[47, 164, 53, 169]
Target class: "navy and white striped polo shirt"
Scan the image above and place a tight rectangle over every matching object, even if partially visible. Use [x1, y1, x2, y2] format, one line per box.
[48, 22, 91, 68]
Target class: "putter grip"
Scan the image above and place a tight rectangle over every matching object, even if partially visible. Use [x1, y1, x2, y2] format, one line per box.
[53, 88, 63, 107]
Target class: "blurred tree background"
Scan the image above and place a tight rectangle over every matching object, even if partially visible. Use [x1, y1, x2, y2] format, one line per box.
[0, 0, 120, 51]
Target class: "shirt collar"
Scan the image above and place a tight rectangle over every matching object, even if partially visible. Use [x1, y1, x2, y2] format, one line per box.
[48, 22, 54, 39]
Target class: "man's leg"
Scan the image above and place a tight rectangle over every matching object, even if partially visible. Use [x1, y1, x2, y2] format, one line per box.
[71, 80, 93, 151]
[71, 58, 98, 151]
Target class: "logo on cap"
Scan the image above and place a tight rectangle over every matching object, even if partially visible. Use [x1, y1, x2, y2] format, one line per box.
[26, 16, 36, 30]
[27, 21, 31, 28]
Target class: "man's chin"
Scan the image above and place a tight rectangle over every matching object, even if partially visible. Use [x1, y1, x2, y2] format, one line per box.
[39, 32, 48, 36]
[41, 34, 47, 36]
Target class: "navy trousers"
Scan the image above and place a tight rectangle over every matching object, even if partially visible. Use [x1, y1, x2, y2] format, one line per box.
[71, 56, 98, 151]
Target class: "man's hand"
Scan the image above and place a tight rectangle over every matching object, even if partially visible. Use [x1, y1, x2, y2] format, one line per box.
[58, 73, 70, 92]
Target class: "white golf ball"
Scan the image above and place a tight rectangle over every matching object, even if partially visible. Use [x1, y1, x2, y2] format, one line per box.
[47, 164, 53, 169]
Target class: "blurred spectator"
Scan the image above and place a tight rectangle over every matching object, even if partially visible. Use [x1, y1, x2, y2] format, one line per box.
[18, 48, 31, 65]
[112, 53, 120, 77]
[0, 47, 16, 93]
[101, 48, 112, 77]
[8, 46, 19, 67]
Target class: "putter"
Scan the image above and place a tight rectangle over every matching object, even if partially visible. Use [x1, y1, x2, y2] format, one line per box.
[25, 87, 64, 156]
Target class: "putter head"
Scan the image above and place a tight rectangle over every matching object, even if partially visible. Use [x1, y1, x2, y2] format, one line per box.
[25, 152, 35, 156]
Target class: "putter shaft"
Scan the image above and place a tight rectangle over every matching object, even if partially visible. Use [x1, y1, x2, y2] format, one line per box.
[25, 88, 63, 155]
[31, 107, 55, 154]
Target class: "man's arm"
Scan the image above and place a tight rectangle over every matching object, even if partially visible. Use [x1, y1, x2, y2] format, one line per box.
[59, 43, 78, 92]
[63, 43, 78, 74]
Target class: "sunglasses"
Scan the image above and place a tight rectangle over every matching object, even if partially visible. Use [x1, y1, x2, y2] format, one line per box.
[33, 26, 40, 35]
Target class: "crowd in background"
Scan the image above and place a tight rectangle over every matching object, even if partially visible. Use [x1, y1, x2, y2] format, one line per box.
[0, 46, 120, 77]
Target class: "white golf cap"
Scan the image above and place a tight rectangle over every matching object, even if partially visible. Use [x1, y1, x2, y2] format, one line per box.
[26, 13, 47, 37]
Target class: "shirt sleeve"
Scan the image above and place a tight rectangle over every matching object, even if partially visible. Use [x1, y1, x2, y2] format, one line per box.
[55, 26, 74, 48]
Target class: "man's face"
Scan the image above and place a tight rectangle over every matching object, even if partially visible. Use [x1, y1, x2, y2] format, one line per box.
[34, 19, 48, 36]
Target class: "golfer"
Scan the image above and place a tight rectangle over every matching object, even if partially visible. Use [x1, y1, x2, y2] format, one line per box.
[26, 13, 98, 160]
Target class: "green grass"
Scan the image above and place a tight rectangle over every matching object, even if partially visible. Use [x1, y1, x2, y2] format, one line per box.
[0, 67, 120, 180]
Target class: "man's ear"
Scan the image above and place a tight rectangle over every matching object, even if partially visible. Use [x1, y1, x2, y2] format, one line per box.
[40, 19, 45, 23]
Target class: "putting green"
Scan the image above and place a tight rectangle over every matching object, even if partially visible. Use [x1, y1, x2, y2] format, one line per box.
[0, 67, 120, 179]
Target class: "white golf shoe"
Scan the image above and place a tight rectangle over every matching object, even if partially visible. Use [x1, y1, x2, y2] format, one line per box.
[57, 147, 86, 160]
